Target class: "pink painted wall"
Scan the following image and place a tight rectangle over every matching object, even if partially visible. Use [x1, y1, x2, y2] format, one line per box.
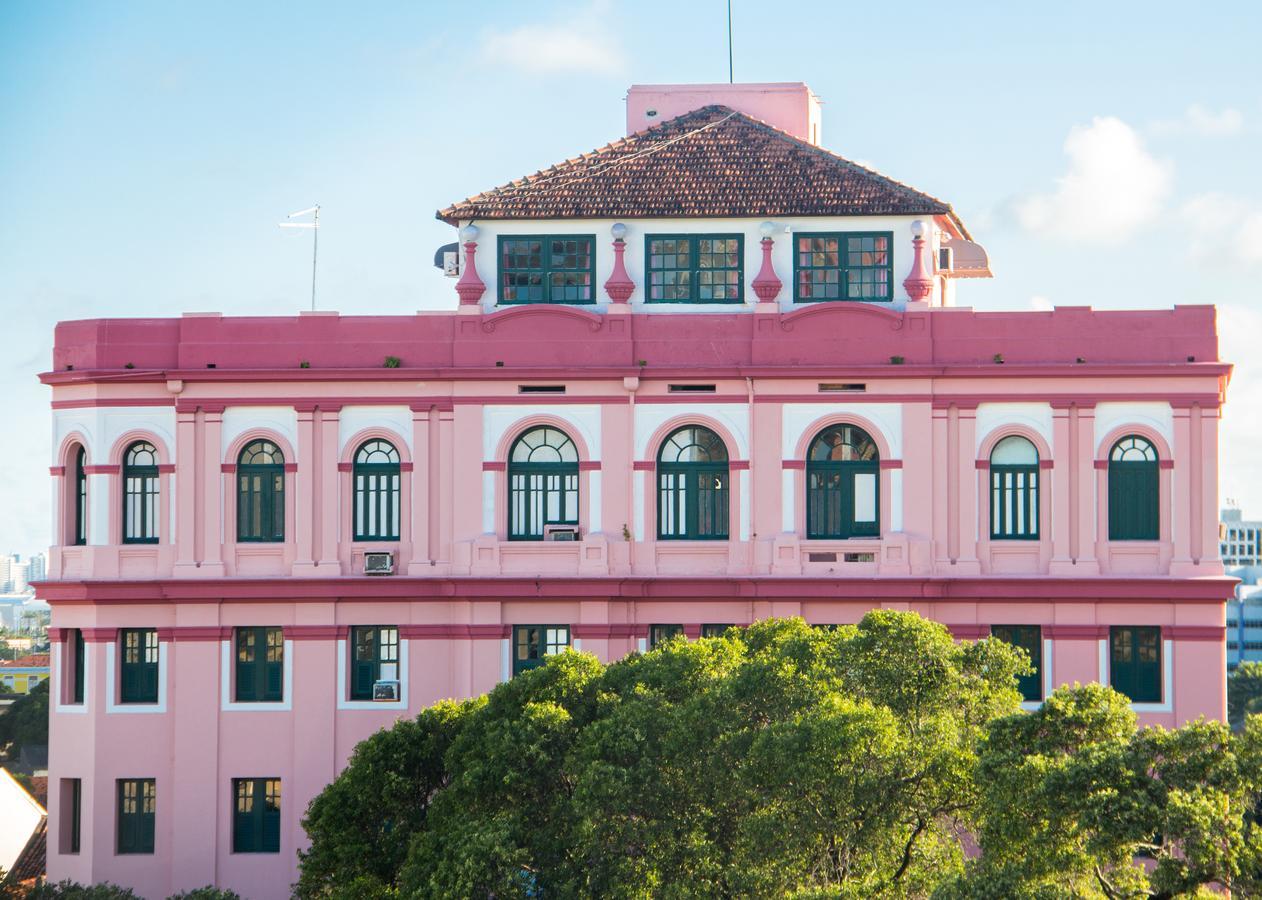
[39, 304, 1233, 898]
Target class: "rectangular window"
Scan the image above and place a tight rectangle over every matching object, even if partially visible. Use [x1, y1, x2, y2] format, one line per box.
[990, 625, 1043, 702]
[119, 629, 159, 704]
[794, 232, 893, 302]
[499, 236, 595, 304]
[1110, 626, 1162, 703]
[232, 778, 281, 853]
[700, 624, 732, 638]
[512, 625, 570, 676]
[349, 626, 399, 700]
[650, 624, 683, 648]
[116, 778, 155, 854]
[69, 628, 85, 705]
[646, 235, 743, 303]
[60, 778, 81, 854]
[235, 627, 284, 703]
[990, 466, 1040, 540]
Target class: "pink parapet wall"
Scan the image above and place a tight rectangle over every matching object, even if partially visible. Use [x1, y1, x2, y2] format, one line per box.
[626, 82, 824, 144]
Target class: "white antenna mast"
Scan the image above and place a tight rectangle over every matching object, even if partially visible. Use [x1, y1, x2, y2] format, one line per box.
[279, 205, 320, 311]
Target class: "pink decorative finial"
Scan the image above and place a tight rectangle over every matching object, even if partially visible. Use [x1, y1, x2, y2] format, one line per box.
[751, 221, 782, 302]
[902, 220, 934, 302]
[455, 225, 486, 306]
[604, 223, 634, 302]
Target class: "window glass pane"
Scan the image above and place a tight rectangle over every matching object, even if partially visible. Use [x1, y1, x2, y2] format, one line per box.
[991, 436, 1038, 465]
[853, 472, 877, 523]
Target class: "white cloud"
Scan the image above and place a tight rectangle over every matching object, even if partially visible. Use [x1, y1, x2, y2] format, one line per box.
[1028, 295, 1053, 311]
[1218, 304, 1262, 515]
[1179, 192, 1262, 267]
[1014, 117, 1172, 244]
[479, 9, 625, 76]
[1151, 104, 1244, 138]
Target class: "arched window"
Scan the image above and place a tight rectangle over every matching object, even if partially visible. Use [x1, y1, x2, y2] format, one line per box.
[657, 426, 728, 540]
[73, 445, 87, 546]
[989, 436, 1039, 540]
[122, 441, 159, 544]
[508, 427, 578, 540]
[806, 424, 880, 539]
[353, 440, 400, 541]
[1108, 436, 1158, 541]
[237, 440, 285, 543]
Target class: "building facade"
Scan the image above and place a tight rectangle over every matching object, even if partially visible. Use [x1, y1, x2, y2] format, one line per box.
[38, 83, 1232, 898]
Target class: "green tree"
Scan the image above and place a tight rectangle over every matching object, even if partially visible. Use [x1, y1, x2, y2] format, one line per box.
[302, 612, 1029, 898]
[22, 882, 139, 899]
[941, 684, 1262, 898]
[0, 679, 49, 760]
[295, 698, 479, 899]
[1229, 660, 1262, 725]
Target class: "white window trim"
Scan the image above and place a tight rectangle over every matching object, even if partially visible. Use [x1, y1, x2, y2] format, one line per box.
[52, 641, 90, 715]
[1019, 637, 1054, 712]
[220, 638, 294, 712]
[1098, 636, 1173, 714]
[500, 637, 510, 682]
[104, 640, 168, 714]
[336, 636, 408, 710]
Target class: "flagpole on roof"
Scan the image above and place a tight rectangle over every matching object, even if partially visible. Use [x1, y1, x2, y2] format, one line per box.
[278, 205, 320, 311]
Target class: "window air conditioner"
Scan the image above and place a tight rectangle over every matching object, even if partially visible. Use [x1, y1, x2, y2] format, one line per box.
[543, 525, 580, 542]
[364, 551, 394, 575]
[372, 680, 400, 701]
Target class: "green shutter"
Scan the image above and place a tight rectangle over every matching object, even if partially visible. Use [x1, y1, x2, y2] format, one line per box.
[1109, 461, 1159, 540]
[117, 779, 155, 854]
[235, 629, 256, 702]
[1111, 626, 1162, 703]
[265, 628, 284, 702]
[991, 625, 1042, 702]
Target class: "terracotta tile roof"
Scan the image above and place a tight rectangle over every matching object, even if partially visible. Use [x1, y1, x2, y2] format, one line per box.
[8, 817, 46, 884]
[0, 655, 48, 668]
[437, 105, 968, 236]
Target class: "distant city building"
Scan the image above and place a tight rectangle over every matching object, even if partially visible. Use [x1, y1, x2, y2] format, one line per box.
[10, 562, 29, 595]
[26, 555, 45, 586]
[1222, 506, 1262, 567]
[0, 654, 49, 694]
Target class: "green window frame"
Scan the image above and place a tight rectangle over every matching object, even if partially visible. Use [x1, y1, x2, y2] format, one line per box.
[353, 440, 400, 542]
[236, 440, 285, 542]
[701, 624, 732, 638]
[1110, 626, 1162, 703]
[232, 778, 281, 853]
[508, 427, 579, 540]
[990, 625, 1042, 702]
[793, 232, 893, 303]
[513, 625, 570, 676]
[805, 424, 880, 539]
[349, 625, 399, 700]
[235, 626, 283, 703]
[657, 426, 729, 540]
[74, 445, 87, 546]
[989, 436, 1040, 540]
[116, 778, 155, 854]
[498, 235, 596, 304]
[645, 234, 743, 303]
[72, 628, 85, 705]
[650, 624, 683, 648]
[122, 441, 160, 544]
[119, 628, 158, 704]
[1108, 436, 1159, 541]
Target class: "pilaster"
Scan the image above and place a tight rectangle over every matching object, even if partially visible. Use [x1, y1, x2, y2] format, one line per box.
[314, 407, 341, 569]
[196, 407, 225, 576]
[291, 406, 318, 574]
[172, 409, 198, 574]
[407, 405, 433, 575]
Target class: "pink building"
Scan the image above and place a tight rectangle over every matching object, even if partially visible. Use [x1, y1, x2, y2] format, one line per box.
[38, 83, 1231, 898]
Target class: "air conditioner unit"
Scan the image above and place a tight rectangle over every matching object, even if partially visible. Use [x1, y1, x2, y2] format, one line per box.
[938, 247, 954, 271]
[372, 680, 400, 701]
[543, 525, 580, 542]
[364, 551, 394, 575]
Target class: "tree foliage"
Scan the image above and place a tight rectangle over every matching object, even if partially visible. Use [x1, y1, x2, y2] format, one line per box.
[0, 679, 49, 760]
[1229, 660, 1262, 725]
[298, 611, 1262, 899]
[300, 612, 1028, 898]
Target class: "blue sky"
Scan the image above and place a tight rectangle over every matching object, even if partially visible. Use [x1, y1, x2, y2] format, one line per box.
[1, 0, 1260, 553]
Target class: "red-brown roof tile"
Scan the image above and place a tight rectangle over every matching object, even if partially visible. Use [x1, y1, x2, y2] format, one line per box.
[437, 106, 966, 235]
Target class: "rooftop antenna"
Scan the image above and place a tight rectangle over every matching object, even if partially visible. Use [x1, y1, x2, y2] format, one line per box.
[727, 0, 734, 83]
[279, 205, 320, 311]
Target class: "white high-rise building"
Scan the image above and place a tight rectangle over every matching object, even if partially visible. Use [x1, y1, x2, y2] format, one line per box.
[10, 561, 30, 594]
[26, 553, 45, 586]
[1222, 506, 1262, 567]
